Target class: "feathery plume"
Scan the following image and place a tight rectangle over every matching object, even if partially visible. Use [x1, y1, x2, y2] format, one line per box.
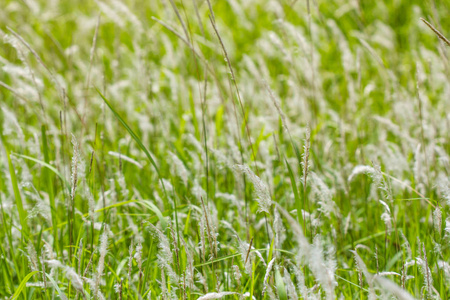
[27, 242, 39, 273]
[374, 277, 415, 300]
[134, 242, 143, 281]
[197, 292, 238, 299]
[301, 125, 311, 188]
[417, 243, 434, 297]
[309, 172, 338, 218]
[283, 267, 299, 300]
[379, 200, 392, 235]
[147, 223, 179, 284]
[348, 165, 376, 183]
[433, 206, 442, 235]
[168, 151, 189, 185]
[71, 134, 80, 202]
[262, 258, 275, 295]
[127, 241, 133, 285]
[95, 229, 109, 297]
[66, 267, 85, 295]
[234, 164, 272, 213]
[108, 151, 143, 169]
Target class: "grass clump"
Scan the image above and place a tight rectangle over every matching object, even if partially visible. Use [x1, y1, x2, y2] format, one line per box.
[1, 0, 450, 299]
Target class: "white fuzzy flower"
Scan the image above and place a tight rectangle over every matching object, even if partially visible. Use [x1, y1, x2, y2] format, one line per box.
[233, 164, 272, 213]
[197, 292, 238, 299]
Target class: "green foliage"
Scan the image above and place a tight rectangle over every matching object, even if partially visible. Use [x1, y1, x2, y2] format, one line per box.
[0, 0, 449, 299]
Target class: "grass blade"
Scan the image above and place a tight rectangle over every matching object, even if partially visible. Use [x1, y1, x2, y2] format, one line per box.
[13, 153, 69, 189]
[10, 271, 38, 300]
[96, 89, 168, 199]
[139, 200, 168, 230]
[275, 267, 287, 300]
[4, 142, 29, 237]
[96, 89, 160, 177]
[285, 159, 303, 227]
[41, 125, 59, 253]
[45, 272, 70, 300]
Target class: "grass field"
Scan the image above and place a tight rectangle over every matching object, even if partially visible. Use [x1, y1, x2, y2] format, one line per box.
[1, 0, 450, 299]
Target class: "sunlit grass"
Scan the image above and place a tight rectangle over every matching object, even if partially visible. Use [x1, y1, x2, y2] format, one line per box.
[1, 0, 450, 299]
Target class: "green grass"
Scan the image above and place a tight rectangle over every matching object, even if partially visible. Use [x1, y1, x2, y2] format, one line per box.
[1, 0, 450, 299]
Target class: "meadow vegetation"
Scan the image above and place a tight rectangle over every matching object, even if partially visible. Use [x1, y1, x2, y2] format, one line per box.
[1, 0, 450, 299]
